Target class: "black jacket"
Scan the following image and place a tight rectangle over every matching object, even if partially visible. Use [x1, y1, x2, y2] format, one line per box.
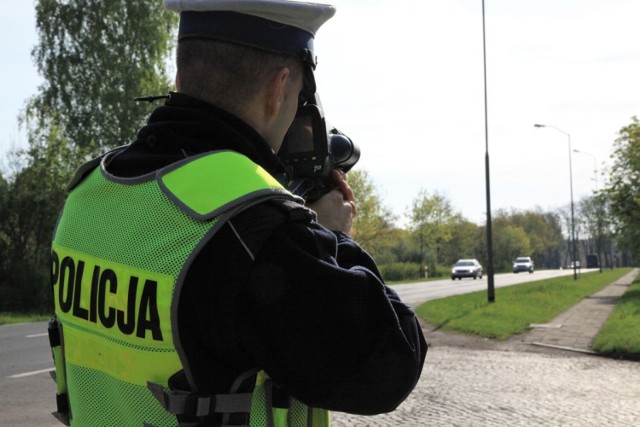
[107, 92, 427, 416]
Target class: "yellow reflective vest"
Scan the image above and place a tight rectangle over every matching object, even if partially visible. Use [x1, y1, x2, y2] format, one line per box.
[50, 149, 329, 427]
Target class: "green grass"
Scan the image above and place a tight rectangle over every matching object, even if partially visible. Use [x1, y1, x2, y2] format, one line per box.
[415, 268, 632, 340]
[0, 312, 51, 325]
[592, 277, 640, 357]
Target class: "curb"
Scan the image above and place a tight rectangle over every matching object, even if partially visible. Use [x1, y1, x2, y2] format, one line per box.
[530, 341, 598, 355]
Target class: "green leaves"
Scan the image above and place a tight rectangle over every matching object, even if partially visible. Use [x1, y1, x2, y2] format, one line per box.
[604, 117, 640, 261]
[0, 0, 178, 312]
[348, 169, 398, 255]
[25, 0, 178, 154]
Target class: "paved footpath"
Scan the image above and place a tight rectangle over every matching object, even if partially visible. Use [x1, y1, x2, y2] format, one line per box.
[524, 268, 639, 352]
[332, 268, 640, 427]
[331, 346, 640, 426]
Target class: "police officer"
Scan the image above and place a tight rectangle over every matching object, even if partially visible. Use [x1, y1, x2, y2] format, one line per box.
[49, 1, 427, 426]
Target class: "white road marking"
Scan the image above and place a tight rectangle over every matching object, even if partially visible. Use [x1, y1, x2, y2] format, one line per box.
[8, 367, 54, 379]
[26, 333, 48, 338]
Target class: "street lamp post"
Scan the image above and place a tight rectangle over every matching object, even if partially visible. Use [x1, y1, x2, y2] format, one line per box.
[534, 124, 578, 280]
[573, 149, 603, 273]
[482, 0, 495, 303]
[572, 148, 598, 191]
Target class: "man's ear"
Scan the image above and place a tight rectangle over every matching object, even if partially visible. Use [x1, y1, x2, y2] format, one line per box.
[265, 67, 290, 118]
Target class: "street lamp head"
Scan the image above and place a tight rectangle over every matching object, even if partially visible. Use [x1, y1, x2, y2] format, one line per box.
[534, 123, 569, 138]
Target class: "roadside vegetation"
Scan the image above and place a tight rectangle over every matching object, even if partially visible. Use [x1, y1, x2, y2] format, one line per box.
[0, 312, 50, 325]
[592, 276, 640, 358]
[415, 269, 633, 343]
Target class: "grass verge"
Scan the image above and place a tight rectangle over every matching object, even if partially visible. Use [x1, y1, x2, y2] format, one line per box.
[415, 268, 632, 340]
[592, 276, 640, 358]
[0, 312, 51, 325]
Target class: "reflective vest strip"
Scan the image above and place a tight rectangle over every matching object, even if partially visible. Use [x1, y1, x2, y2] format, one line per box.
[51, 243, 175, 349]
[63, 325, 181, 387]
[160, 150, 285, 218]
[310, 407, 329, 426]
[51, 242, 180, 387]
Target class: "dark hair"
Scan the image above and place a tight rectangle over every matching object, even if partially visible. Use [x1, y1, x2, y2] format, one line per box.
[176, 39, 303, 115]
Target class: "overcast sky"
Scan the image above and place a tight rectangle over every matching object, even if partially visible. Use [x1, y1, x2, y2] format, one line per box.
[2, 0, 639, 226]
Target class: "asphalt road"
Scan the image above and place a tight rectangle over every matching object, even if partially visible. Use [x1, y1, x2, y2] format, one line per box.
[1, 321, 58, 426]
[0, 268, 595, 425]
[394, 268, 588, 307]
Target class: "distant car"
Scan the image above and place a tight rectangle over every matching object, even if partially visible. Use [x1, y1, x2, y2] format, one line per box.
[570, 261, 581, 269]
[451, 259, 483, 280]
[513, 256, 534, 273]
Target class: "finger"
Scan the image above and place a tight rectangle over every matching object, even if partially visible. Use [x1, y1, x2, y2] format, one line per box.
[334, 170, 355, 203]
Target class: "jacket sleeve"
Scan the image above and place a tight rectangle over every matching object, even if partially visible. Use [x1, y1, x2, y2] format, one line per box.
[237, 220, 428, 415]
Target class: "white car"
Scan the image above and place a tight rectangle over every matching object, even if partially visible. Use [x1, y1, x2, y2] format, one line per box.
[451, 259, 483, 280]
[513, 257, 534, 273]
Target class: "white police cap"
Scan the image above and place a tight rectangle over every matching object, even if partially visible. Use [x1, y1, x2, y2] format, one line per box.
[164, 0, 336, 37]
[164, 0, 335, 96]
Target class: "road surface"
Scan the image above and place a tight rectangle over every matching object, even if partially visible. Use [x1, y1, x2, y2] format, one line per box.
[395, 268, 588, 307]
[0, 268, 596, 425]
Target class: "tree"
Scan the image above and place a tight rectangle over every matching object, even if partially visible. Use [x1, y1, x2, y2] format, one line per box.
[539, 211, 564, 268]
[23, 0, 178, 154]
[604, 116, 640, 263]
[492, 225, 531, 272]
[554, 204, 578, 266]
[576, 195, 605, 261]
[348, 170, 398, 258]
[406, 190, 457, 275]
[440, 215, 482, 265]
[488, 208, 563, 271]
[504, 208, 563, 269]
[382, 228, 420, 265]
[0, 0, 178, 312]
[0, 122, 81, 311]
[593, 193, 620, 268]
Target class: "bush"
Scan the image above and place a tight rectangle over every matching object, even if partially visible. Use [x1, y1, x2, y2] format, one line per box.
[426, 263, 453, 278]
[378, 262, 454, 281]
[379, 262, 422, 281]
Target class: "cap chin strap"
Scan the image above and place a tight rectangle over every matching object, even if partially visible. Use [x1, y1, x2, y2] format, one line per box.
[298, 49, 317, 102]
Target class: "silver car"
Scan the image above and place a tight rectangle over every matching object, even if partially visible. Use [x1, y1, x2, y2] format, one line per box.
[451, 259, 483, 280]
[513, 257, 534, 273]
